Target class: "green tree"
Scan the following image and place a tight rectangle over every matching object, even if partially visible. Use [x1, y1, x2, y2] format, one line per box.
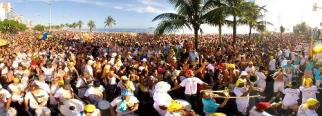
[153, 0, 208, 51]
[104, 16, 116, 31]
[203, 0, 228, 40]
[280, 26, 285, 39]
[0, 19, 27, 33]
[293, 22, 310, 34]
[78, 20, 83, 32]
[239, 2, 270, 39]
[224, 0, 250, 42]
[87, 20, 96, 32]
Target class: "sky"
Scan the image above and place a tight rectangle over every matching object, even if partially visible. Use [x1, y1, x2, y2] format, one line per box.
[6, 0, 322, 33]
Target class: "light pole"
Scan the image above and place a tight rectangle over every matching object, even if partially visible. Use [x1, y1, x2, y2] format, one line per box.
[48, 1, 52, 32]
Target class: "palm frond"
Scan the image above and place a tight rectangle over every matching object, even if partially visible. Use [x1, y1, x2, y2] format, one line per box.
[154, 19, 191, 35]
[152, 13, 185, 22]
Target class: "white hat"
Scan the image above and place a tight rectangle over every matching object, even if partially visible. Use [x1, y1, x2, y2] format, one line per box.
[98, 100, 110, 110]
[154, 81, 171, 93]
[141, 58, 147, 62]
[240, 71, 248, 76]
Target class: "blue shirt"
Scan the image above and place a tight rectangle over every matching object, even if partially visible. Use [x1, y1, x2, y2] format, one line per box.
[202, 98, 219, 113]
[314, 68, 321, 80]
[305, 61, 314, 72]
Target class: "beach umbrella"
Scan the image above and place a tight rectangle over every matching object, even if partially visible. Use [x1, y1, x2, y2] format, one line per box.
[0, 39, 9, 46]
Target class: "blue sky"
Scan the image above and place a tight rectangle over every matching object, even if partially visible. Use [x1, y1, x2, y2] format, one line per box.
[7, 0, 322, 33]
[8, 0, 173, 29]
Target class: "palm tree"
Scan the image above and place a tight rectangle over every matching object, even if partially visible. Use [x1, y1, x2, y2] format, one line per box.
[104, 16, 116, 32]
[78, 20, 83, 32]
[153, 0, 208, 51]
[88, 20, 96, 32]
[203, 0, 228, 40]
[224, 0, 248, 42]
[280, 26, 285, 39]
[239, 2, 270, 39]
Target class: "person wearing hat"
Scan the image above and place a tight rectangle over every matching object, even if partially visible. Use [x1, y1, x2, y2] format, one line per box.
[8, 78, 24, 104]
[117, 76, 135, 96]
[153, 81, 173, 116]
[249, 102, 273, 116]
[233, 78, 250, 115]
[245, 61, 256, 76]
[296, 98, 320, 116]
[297, 98, 319, 116]
[170, 69, 208, 111]
[109, 89, 139, 116]
[82, 104, 101, 116]
[300, 78, 318, 104]
[282, 81, 300, 115]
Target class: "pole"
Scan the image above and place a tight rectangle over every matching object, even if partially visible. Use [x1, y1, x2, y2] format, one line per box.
[49, 2, 52, 32]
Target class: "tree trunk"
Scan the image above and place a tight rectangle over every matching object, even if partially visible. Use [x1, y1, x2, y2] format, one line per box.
[194, 28, 199, 51]
[233, 16, 237, 43]
[249, 25, 252, 39]
[219, 24, 222, 42]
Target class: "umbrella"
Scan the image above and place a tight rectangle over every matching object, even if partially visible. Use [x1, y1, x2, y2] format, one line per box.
[0, 39, 9, 46]
[59, 99, 84, 116]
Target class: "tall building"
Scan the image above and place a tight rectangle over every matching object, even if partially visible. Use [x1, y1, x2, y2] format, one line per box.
[0, 0, 11, 20]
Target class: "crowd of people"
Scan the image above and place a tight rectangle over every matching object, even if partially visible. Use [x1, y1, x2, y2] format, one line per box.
[0, 31, 320, 116]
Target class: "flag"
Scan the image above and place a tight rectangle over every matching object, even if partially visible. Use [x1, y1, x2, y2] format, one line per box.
[41, 32, 49, 40]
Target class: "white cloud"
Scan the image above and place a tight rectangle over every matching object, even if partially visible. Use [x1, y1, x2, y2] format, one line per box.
[143, 6, 162, 13]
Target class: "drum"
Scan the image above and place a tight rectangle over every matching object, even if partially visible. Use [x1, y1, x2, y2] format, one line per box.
[59, 99, 84, 116]
[98, 100, 110, 110]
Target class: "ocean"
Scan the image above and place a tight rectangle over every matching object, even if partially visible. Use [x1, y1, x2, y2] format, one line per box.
[82, 28, 154, 33]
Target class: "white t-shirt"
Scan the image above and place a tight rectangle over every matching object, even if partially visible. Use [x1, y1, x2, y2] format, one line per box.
[153, 92, 172, 107]
[268, 59, 276, 71]
[282, 88, 300, 106]
[24, 89, 49, 109]
[233, 87, 249, 105]
[54, 88, 73, 102]
[8, 84, 23, 102]
[255, 71, 267, 91]
[35, 81, 50, 94]
[110, 96, 139, 115]
[300, 86, 318, 103]
[179, 77, 204, 95]
[297, 104, 318, 116]
[0, 89, 12, 105]
[84, 86, 105, 101]
[41, 67, 54, 81]
[85, 65, 93, 76]
[249, 107, 272, 116]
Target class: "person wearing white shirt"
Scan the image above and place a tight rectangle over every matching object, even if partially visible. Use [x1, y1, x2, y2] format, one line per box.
[297, 98, 319, 116]
[233, 79, 250, 115]
[109, 91, 139, 116]
[268, 56, 276, 73]
[54, 84, 74, 105]
[41, 63, 55, 82]
[85, 60, 94, 76]
[8, 78, 24, 104]
[300, 78, 318, 104]
[24, 84, 49, 115]
[0, 84, 12, 115]
[170, 70, 207, 110]
[153, 81, 173, 116]
[245, 62, 256, 75]
[282, 82, 300, 115]
[84, 80, 105, 104]
[255, 66, 267, 92]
